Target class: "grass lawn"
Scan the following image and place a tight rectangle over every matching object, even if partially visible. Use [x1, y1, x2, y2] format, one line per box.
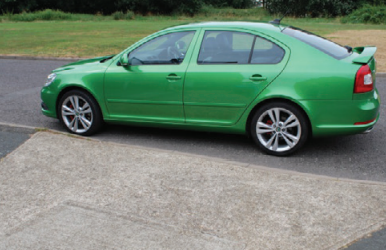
[1, 15, 386, 70]
[0, 21, 174, 58]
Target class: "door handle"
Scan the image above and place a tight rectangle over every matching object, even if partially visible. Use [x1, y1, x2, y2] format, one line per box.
[166, 74, 182, 81]
[249, 75, 267, 82]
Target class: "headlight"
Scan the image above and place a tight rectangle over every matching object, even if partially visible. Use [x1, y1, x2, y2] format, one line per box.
[45, 73, 56, 86]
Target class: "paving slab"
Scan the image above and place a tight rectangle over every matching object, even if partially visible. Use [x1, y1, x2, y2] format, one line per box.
[2, 203, 243, 250]
[1, 131, 386, 249]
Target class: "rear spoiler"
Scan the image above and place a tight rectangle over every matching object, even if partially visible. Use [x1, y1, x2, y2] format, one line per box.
[352, 46, 377, 64]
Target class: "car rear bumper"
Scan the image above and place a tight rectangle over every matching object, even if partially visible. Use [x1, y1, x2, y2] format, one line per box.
[312, 113, 379, 137]
[300, 89, 381, 137]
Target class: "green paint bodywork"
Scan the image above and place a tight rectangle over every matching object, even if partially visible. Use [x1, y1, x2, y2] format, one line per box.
[41, 22, 380, 137]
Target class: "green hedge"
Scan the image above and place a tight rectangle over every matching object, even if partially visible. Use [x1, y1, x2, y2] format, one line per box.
[265, 0, 386, 17]
[3, 0, 386, 18]
[342, 4, 386, 24]
[8, 9, 72, 21]
[0, 0, 253, 16]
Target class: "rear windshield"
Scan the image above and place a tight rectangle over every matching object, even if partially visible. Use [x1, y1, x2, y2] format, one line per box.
[282, 27, 351, 60]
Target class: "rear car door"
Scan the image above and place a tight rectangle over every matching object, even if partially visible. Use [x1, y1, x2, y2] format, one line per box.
[184, 29, 290, 125]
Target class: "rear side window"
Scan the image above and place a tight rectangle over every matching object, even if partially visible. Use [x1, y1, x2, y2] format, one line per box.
[198, 31, 284, 65]
[282, 27, 351, 60]
[251, 36, 285, 64]
[198, 31, 254, 64]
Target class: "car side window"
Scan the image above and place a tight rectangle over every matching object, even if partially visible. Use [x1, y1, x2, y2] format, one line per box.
[198, 31, 255, 64]
[128, 31, 195, 66]
[251, 36, 285, 64]
[198, 31, 285, 65]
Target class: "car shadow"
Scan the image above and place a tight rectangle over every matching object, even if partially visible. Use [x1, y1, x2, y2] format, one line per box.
[97, 123, 379, 159]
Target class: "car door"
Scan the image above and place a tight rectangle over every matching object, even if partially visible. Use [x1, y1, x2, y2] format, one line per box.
[104, 30, 198, 123]
[184, 29, 289, 126]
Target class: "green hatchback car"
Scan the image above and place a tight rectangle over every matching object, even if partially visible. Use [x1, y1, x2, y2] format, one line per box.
[41, 21, 380, 156]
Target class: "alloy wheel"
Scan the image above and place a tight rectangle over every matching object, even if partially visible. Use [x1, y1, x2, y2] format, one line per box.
[255, 107, 302, 153]
[61, 95, 93, 134]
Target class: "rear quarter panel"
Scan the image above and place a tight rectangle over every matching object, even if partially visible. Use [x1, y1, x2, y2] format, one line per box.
[236, 30, 363, 136]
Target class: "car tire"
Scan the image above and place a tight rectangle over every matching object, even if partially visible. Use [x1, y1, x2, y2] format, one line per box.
[250, 102, 309, 156]
[58, 90, 103, 136]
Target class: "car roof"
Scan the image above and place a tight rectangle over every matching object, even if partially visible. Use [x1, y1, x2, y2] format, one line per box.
[165, 21, 286, 33]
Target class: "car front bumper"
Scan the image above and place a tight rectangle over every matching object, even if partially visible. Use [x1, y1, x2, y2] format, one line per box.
[41, 87, 58, 118]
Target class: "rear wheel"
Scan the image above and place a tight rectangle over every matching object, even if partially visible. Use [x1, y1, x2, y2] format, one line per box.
[58, 90, 103, 136]
[250, 102, 309, 156]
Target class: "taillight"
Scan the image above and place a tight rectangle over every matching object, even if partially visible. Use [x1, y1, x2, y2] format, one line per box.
[354, 65, 373, 93]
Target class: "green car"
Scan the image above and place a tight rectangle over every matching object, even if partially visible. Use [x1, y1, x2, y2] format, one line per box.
[41, 21, 380, 156]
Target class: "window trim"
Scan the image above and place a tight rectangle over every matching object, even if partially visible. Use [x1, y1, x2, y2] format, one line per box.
[247, 36, 257, 64]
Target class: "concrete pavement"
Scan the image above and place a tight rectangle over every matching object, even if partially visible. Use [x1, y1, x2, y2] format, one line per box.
[1, 129, 386, 249]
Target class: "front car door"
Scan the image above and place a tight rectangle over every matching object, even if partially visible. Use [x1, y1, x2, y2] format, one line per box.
[104, 30, 198, 123]
[184, 29, 289, 126]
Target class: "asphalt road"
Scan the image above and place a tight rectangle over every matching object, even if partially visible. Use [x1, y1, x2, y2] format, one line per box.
[0, 130, 30, 159]
[1, 58, 385, 182]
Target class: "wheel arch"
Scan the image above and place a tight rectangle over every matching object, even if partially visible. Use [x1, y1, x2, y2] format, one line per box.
[245, 97, 313, 138]
[56, 86, 104, 118]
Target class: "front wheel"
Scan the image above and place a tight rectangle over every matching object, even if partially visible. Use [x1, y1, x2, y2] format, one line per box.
[250, 102, 309, 156]
[58, 90, 103, 136]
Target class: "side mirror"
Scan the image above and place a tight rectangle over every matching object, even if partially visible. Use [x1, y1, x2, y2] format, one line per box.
[119, 54, 129, 66]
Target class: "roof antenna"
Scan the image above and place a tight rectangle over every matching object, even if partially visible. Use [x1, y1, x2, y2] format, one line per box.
[269, 9, 290, 25]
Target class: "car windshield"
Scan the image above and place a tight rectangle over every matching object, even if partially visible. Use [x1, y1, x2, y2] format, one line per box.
[282, 27, 351, 60]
